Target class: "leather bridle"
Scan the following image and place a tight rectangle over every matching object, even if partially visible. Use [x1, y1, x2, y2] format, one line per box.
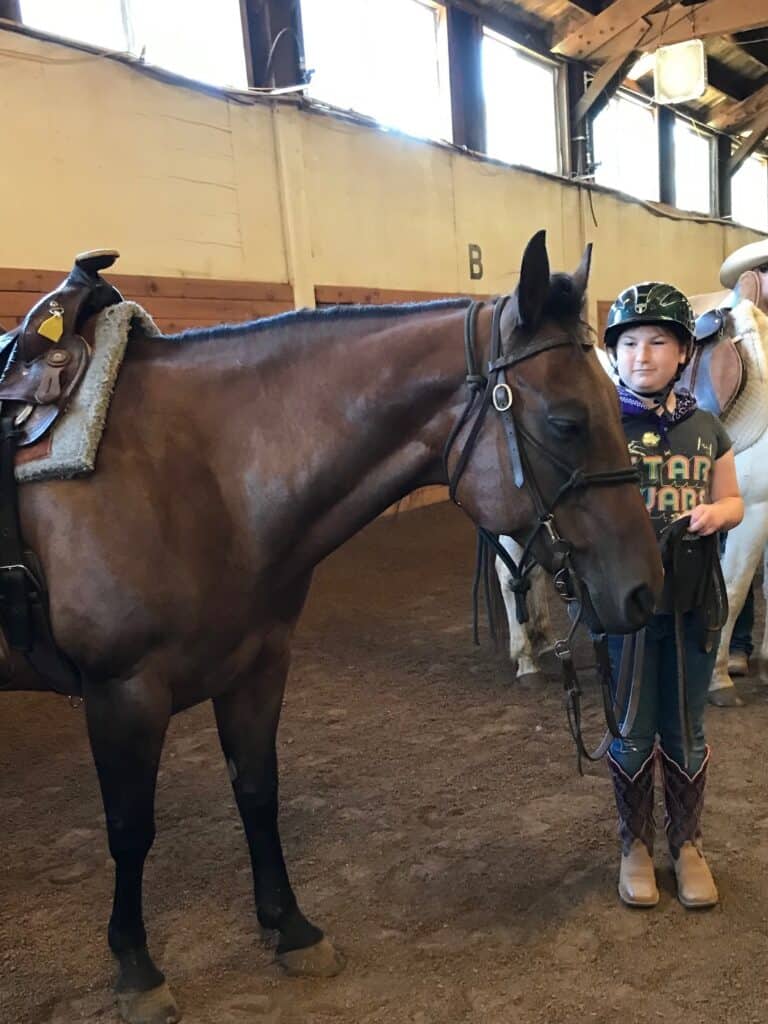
[443, 297, 644, 769]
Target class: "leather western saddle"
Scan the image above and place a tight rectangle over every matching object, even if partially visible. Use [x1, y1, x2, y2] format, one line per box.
[681, 270, 768, 418]
[0, 250, 122, 445]
[0, 250, 123, 694]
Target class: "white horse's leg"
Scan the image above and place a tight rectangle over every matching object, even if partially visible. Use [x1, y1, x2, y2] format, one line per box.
[709, 501, 768, 705]
[496, 536, 541, 678]
[528, 564, 553, 658]
[761, 543, 768, 675]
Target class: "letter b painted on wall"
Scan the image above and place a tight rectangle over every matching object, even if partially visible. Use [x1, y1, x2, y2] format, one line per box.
[468, 243, 483, 280]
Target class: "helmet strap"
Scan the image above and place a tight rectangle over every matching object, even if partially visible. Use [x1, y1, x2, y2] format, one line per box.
[620, 379, 675, 414]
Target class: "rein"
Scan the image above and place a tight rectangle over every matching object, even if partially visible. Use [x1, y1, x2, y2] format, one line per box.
[443, 298, 642, 771]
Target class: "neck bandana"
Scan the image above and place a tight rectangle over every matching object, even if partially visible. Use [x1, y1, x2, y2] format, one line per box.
[617, 383, 698, 443]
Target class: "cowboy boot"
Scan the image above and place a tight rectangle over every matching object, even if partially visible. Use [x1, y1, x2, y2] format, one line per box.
[660, 746, 719, 909]
[607, 751, 658, 907]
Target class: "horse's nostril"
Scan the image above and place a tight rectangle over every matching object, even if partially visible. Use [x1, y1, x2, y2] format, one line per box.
[625, 583, 655, 627]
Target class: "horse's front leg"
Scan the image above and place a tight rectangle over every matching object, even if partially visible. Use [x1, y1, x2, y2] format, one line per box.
[497, 537, 542, 679]
[84, 675, 179, 1024]
[213, 641, 344, 978]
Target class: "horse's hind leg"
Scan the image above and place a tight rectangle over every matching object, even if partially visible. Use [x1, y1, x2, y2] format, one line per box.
[213, 641, 344, 978]
[85, 677, 180, 1024]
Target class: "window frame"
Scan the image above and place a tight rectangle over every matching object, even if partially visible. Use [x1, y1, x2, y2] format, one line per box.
[300, 0, 452, 143]
[731, 152, 768, 233]
[589, 86, 660, 203]
[480, 26, 564, 176]
[20, 0, 249, 89]
[672, 115, 716, 217]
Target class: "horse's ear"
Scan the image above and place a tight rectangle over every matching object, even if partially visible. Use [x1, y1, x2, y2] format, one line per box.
[517, 230, 550, 329]
[572, 242, 593, 300]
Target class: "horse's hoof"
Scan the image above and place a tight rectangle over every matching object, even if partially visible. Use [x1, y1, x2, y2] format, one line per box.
[708, 686, 744, 708]
[116, 981, 181, 1024]
[517, 671, 547, 687]
[278, 937, 345, 977]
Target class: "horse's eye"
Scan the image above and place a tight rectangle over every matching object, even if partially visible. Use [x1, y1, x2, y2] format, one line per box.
[548, 417, 583, 438]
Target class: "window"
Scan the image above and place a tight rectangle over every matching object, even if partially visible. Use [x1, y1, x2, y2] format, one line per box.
[21, 0, 126, 51]
[592, 92, 659, 202]
[732, 154, 768, 233]
[300, 0, 451, 142]
[20, 0, 248, 89]
[674, 119, 713, 215]
[481, 30, 559, 174]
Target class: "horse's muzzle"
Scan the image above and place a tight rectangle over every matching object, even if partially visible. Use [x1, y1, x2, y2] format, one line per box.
[623, 583, 656, 630]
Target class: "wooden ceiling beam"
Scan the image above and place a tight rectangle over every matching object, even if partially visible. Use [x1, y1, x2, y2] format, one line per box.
[573, 37, 644, 121]
[597, 1, 768, 61]
[734, 29, 768, 70]
[706, 57, 762, 102]
[553, 0, 663, 59]
[660, 1, 768, 47]
[729, 104, 768, 174]
[711, 80, 768, 131]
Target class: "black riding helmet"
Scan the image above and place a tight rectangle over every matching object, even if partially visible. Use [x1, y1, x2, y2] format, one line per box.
[604, 282, 695, 363]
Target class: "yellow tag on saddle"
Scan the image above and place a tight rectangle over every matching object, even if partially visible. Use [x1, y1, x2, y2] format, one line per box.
[37, 300, 64, 342]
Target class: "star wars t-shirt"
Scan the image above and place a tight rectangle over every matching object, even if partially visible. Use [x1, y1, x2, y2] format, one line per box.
[621, 405, 732, 538]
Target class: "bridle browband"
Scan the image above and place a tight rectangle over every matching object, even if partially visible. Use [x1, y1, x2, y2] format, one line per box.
[443, 297, 643, 770]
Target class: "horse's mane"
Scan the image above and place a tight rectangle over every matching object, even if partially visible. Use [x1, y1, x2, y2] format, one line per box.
[163, 297, 472, 343]
[162, 272, 586, 344]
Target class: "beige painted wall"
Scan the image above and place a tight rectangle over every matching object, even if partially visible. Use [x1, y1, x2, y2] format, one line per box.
[1, 26, 764, 324]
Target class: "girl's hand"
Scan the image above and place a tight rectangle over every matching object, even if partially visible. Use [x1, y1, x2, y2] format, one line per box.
[687, 503, 724, 536]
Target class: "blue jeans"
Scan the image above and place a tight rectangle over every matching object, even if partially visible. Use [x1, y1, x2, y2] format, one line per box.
[607, 612, 719, 776]
[729, 581, 754, 657]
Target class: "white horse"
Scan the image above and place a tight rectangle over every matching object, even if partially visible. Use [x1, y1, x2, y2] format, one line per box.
[498, 300, 768, 703]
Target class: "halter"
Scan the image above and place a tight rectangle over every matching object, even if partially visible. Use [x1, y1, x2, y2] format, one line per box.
[443, 297, 642, 770]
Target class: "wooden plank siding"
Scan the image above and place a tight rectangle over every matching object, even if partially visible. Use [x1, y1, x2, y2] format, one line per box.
[315, 284, 465, 307]
[0, 267, 294, 334]
[597, 300, 611, 346]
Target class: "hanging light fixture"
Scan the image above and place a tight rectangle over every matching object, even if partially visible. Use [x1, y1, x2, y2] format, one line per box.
[653, 39, 708, 104]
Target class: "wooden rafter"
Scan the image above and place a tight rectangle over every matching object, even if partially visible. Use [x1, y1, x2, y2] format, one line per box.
[596, 1, 768, 62]
[734, 29, 768, 70]
[573, 33, 645, 121]
[553, 0, 663, 60]
[728, 105, 768, 174]
[711, 81, 768, 132]
[660, 1, 768, 47]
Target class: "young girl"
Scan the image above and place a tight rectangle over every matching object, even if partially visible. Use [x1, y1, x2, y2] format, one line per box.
[603, 282, 744, 909]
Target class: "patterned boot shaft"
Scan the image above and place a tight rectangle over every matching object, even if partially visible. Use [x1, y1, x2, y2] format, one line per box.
[607, 751, 656, 856]
[660, 746, 709, 858]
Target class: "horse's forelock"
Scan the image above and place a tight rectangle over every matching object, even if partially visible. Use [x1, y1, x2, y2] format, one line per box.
[543, 272, 584, 321]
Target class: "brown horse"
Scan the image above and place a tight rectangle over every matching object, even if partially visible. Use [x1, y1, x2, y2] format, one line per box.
[3, 231, 661, 1024]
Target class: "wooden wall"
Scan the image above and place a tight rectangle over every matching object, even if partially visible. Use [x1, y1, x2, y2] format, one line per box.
[0, 267, 294, 333]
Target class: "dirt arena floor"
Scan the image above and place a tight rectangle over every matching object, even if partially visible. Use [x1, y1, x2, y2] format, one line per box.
[2, 502, 767, 1024]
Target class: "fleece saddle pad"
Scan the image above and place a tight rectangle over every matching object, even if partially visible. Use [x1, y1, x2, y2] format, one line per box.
[15, 301, 160, 484]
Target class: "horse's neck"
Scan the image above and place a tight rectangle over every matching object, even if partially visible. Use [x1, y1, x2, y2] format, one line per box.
[159, 308, 473, 573]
